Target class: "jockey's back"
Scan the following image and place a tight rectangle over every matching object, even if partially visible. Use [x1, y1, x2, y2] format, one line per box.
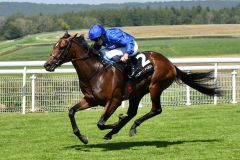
[103, 28, 135, 55]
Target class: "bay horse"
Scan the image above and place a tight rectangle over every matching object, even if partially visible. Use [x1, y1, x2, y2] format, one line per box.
[44, 32, 220, 144]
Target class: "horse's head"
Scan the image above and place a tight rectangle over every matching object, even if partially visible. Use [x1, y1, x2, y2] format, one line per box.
[44, 31, 87, 72]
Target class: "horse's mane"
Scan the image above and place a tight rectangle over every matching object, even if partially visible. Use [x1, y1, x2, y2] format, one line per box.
[76, 35, 104, 61]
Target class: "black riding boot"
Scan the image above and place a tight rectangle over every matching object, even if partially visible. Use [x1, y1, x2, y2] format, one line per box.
[128, 57, 140, 79]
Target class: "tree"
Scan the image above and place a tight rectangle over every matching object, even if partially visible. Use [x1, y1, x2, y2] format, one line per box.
[0, 17, 5, 30]
[58, 19, 70, 30]
[3, 20, 24, 39]
[0, 16, 6, 40]
[35, 15, 55, 32]
[1, 4, 240, 40]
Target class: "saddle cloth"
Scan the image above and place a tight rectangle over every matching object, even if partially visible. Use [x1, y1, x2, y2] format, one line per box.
[129, 52, 154, 79]
[103, 52, 154, 79]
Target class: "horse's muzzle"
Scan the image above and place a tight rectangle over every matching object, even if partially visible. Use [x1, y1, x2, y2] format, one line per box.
[44, 62, 56, 72]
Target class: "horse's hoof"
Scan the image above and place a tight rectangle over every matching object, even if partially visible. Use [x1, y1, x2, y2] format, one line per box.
[79, 135, 88, 144]
[103, 134, 112, 140]
[129, 128, 137, 137]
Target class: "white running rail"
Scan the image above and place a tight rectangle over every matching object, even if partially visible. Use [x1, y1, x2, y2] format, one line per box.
[0, 58, 239, 114]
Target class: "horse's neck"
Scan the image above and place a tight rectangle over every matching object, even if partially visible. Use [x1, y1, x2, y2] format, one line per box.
[71, 43, 105, 89]
[72, 57, 102, 85]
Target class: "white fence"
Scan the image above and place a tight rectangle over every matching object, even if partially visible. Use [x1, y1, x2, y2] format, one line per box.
[0, 58, 240, 114]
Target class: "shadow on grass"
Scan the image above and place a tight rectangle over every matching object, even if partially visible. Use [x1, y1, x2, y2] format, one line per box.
[64, 139, 220, 151]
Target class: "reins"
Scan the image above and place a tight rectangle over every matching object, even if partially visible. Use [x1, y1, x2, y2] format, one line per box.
[71, 39, 91, 62]
[69, 38, 111, 82]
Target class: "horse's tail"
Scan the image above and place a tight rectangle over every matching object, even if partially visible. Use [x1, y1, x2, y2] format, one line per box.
[174, 66, 221, 96]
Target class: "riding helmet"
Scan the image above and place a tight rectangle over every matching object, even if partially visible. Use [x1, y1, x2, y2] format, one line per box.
[88, 24, 106, 40]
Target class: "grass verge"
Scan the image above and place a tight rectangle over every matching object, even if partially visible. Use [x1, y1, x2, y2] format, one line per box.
[0, 104, 239, 160]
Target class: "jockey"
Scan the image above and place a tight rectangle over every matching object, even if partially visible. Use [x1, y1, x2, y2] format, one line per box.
[88, 24, 139, 77]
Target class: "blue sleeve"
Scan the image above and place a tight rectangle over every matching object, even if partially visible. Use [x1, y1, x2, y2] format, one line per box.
[108, 29, 135, 55]
[122, 40, 134, 55]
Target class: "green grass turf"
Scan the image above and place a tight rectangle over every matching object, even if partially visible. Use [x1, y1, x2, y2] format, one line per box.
[139, 37, 240, 57]
[0, 104, 239, 160]
[1, 37, 240, 61]
[0, 46, 52, 61]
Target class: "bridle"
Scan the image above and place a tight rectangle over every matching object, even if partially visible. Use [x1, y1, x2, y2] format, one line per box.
[50, 36, 108, 83]
[47, 34, 114, 96]
[51, 38, 91, 67]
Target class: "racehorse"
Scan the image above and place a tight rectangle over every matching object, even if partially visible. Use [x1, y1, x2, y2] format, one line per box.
[44, 32, 221, 144]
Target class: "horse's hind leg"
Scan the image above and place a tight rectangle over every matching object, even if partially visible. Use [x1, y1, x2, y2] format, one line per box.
[69, 98, 91, 144]
[103, 95, 143, 140]
[129, 83, 163, 137]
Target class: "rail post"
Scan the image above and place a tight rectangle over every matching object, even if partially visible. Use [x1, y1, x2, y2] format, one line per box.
[186, 71, 191, 105]
[22, 67, 27, 114]
[214, 63, 218, 105]
[186, 85, 191, 106]
[31, 74, 37, 112]
[232, 70, 237, 104]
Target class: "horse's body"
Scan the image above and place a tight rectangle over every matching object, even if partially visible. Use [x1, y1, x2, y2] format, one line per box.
[44, 33, 220, 144]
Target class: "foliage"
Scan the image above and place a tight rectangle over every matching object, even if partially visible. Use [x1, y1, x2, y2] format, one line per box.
[0, 1, 240, 17]
[1, 4, 240, 40]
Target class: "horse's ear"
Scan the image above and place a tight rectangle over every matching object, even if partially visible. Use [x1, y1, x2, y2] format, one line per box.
[64, 30, 68, 36]
[74, 33, 87, 45]
[69, 33, 78, 40]
[73, 33, 78, 38]
[62, 30, 70, 38]
[80, 34, 87, 42]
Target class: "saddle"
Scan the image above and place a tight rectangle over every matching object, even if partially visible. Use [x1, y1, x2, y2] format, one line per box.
[115, 53, 154, 78]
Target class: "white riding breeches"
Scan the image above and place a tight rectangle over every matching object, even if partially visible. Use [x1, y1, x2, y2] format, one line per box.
[101, 41, 138, 60]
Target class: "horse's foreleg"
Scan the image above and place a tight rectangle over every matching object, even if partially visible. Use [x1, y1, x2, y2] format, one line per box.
[69, 98, 91, 144]
[96, 89, 125, 141]
[97, 100, 120, 131]
[103, 95, 143, 139]
[129, 84, 163, 137]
